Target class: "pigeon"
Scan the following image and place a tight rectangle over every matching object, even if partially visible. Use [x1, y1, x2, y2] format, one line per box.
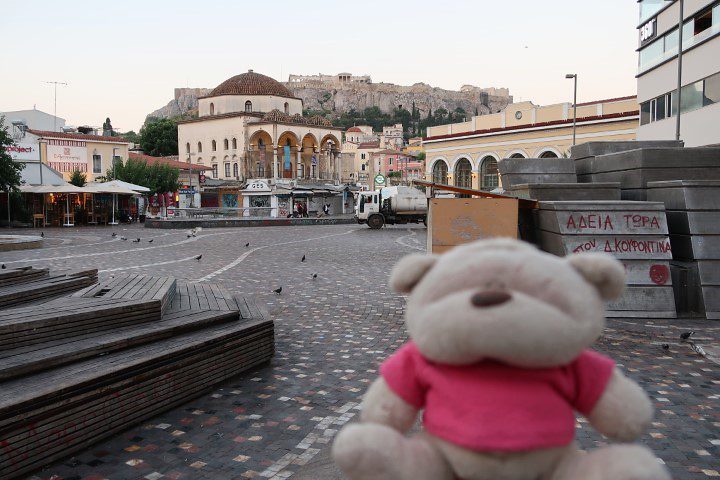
[187, 234, 192, 238]
[245, 242, 250, 247]
[301, 255, 306, 262]
[111, 233, 117, 238]
[312, 273, 318, 279]
[40, 232, 44, 238]
[148, 239, 154, 243]
[120, 237, 127, 241]
[662, 343, 670, 351]
[132, 238, 141, 243]
[195, 255, 202, 261]
[273, 287, 283, 294]
[1, 264, 5, 270]
[680, 331, 695, 340]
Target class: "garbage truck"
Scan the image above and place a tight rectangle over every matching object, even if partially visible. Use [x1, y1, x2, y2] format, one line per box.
[355, 186, 427, 229]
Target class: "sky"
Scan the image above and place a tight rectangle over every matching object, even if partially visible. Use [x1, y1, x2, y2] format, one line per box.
[1, 0, 640, 133]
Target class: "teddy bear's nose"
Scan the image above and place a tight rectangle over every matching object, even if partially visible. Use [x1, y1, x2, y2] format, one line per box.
[471, 290, 512, 308]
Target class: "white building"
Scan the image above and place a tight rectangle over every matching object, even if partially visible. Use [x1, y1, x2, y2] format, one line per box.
[0, 108, 66, 134]
[637, 0, 720, 146]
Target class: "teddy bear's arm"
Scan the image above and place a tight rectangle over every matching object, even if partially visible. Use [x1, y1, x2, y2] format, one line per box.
[360, 377, 419, 433]
[586, 368, 653, 441]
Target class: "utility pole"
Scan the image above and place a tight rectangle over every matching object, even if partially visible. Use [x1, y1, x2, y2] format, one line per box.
[44, 81, 67, 131]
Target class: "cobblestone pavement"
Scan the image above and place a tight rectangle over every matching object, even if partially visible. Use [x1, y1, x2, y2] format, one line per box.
[0, 225, 718, 480]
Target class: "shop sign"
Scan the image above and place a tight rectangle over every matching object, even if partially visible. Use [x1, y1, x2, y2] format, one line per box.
[47, 145, 87, 172]
[199, 174, 206, 184]
[374, 174, 386, 186]
[5, 142, 40, 161]
[640, 18, 657, 44]
[179, 188, 196, 194]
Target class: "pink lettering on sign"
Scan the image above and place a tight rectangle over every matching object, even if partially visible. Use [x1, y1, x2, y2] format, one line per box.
[623, 214, 661, 230]
[566, 214, 614, 231]
[573, 239, 597, 253]
[602, 238, 671, 254]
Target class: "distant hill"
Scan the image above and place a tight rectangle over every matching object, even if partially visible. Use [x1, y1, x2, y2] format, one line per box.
[145, 76, 513, 126]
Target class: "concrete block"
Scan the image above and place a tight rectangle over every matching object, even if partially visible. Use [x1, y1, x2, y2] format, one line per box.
[647, 180, 720, 210]
[570, 141, 683, 159]
[664, 211, 720, 235]
[669, 234, 720, 261]
[538, 231, 673, 260]
[701, 286, 720, 313]
[498, 157, 576, 175]
[536, 208, 668, 235]
[622, 260, 674, 286]
[605, 286, 676, 317]
[509, 183, 620, 201]
[696, 260, 720, 285]
[501, 173, 578, 189]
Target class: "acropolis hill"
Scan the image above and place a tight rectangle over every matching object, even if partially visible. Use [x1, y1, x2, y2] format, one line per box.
[146, 72, 513, 122]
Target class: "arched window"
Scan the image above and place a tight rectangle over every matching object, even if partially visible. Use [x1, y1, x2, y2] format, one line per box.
[197, 157, 203, 164]
[454, 158, 472, 188]
[224, 163, 231, 177]
[210, 103, 215, 115]
[480, 156, 499, 191]
[212, 140, 217, 151]
[233, 163, 239, 177]
[197, 142, 203, 153]
[284, 102, 289, 114]
[232, 138, 237, 149]
[509, 152, 526, 159]
[540, 150, 559, 158]
[224, 139, 229, 150]
[186, 142, 190, 154]
[212, 164, 218, 178]
[245, 101, 252, 112]
[432, 160, 448, 184]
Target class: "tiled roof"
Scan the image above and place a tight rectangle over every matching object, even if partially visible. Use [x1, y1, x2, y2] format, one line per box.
[346, 126, 363, 133]
[129, 153, 212, 171]
[424, 110, 639, 142]
[358, 142, 380, 149]
[28, 129, 130, 143]
[207, 70, 296, 99]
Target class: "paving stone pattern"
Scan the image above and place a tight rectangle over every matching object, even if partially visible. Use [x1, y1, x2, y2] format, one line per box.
[0, 225, 717, 480]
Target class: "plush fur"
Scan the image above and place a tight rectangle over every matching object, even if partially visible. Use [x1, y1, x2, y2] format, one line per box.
[332, 238, 670, 480]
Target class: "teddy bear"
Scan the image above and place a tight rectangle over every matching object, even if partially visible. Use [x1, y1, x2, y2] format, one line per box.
[332, 238, 670, 480]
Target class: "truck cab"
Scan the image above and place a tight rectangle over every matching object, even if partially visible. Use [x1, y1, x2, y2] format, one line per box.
[355, 187, 427, 229]
[355, 191, 380, 226]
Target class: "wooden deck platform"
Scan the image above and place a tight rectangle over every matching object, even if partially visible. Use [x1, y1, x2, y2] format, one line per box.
[0, 273, 275, 480]
[0, 268, 98, 309]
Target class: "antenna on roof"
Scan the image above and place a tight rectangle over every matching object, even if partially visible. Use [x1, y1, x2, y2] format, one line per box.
[43, 80, 68, 132]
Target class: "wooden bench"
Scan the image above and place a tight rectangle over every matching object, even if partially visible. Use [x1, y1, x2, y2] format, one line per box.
[0, 270, 98, 309]
[73, 274, 176, 315]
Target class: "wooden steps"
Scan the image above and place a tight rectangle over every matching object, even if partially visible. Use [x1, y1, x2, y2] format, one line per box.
[0, 272, 275, 480]
[0, 269, 98, 309]
[0, 267, 49, 287]
[73, 274, 176, 315]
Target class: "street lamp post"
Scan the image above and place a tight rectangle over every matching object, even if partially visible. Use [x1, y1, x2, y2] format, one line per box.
[670, 0, 684, 141]
[565, 74, 578, 146]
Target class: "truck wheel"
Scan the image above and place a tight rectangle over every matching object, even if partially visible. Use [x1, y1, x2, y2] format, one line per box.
[422, 217, 427, 227]
[368, 215, 385, 229]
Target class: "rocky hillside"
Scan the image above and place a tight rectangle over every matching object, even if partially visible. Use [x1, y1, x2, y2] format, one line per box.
[146, 81, 512, 123]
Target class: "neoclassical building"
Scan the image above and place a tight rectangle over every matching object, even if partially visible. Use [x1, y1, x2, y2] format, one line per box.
[177, 70, 343, 183]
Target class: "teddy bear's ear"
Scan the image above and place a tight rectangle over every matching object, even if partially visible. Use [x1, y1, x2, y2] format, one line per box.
[390, 254, 438, 293]
[567, 253, 626, 300]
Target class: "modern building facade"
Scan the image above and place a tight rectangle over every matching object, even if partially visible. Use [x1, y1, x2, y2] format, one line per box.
[423, 97, 638, 190]
[177, 70, 343, 184]
[637, 0, 720, 146]
[0, 108, 66, 133]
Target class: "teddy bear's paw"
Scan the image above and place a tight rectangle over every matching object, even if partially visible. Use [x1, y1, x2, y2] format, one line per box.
[552, 445, 671, 480]
[332, 423, 453, 480]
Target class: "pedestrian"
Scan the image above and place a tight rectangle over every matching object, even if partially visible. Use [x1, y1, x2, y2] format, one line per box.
[323, 203, 330, 216]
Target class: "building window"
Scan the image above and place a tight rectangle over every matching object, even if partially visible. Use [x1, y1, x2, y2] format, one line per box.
[225, 163, 231, 177]
[539, 150, 559, 159]
[232, 138, 237, 149]
[509, 153, 526, 159]
[432, 160, 448, 184]
[705, 72, 720, 106]
[93, 154, 102, 174]
[212, 164, 218, 178]
[480, 157, 499, 191]
[361, 153, 366, 160]
[284, 102, 289, 114]
[224, 139, 229, 150]
[639, 0, 665, 23]
[681, 80, 705, 114]
[454, 158, 472, 188]
[233, 163, 239, 177]
[197, 157, 203, 164]
[389, 158, 393, 166]
[210, 103, 215, 115]
[186, 142, 190, 154]
[212, 140, 217, 151]
[361, 164, 366, 171]
[198, 142, 203, 153]
[245, 101, 252, 112]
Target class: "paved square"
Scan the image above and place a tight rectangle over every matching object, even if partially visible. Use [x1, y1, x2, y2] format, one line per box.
[1, 224, 717, 480]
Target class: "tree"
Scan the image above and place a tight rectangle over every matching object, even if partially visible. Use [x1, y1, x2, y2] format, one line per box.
[102, 117, 115, 136]
[107, 157, 179, 195]
[122, 130, 140, 144]
[0, 117, 24, 194]
[69, 170, 87, 187]
[139, 118, 178, 156]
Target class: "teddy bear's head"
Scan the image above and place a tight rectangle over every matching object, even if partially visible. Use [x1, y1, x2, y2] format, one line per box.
[390, 238, 625, 368]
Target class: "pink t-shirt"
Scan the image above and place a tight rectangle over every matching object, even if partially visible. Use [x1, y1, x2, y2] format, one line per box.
[380, 342, 615, 452]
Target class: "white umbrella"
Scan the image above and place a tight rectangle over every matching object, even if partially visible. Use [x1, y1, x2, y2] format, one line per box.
[93, 180, 150, 193]
[86, 183, 140, 225]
